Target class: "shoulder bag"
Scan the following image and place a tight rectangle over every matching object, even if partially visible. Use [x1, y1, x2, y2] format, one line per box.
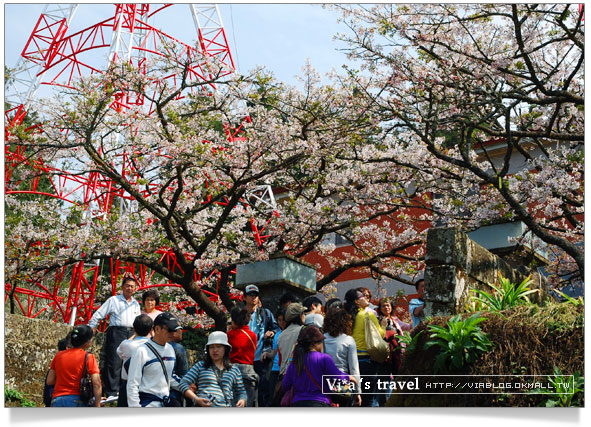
[145, 342, 182, 407]
[364, 312, 390, 363]
[79, 352, 93, 404]
[303, 362, 335, 407]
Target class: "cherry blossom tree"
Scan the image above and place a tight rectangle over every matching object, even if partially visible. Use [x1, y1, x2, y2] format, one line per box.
[332, 4, 584, 288]
[5, 51, 428, 329]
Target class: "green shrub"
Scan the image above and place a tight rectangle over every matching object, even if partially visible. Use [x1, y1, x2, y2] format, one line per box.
[424, 313, 494, 373]
[181, 327, 213, 353]
[396, 330, 423, 355]
[531, 366, 584, 407]
[5, 387, 37, 407]
[470, 275, 538, 312]
[555, 290, 584, 307]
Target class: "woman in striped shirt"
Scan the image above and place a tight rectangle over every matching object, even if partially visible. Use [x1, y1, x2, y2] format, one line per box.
[179, 331, 247, 407]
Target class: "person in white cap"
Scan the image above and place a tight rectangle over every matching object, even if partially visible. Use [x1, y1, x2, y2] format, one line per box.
[126, 312, 183, 407]
[179, 331, 247, 407]
[243, 284, 279, 406]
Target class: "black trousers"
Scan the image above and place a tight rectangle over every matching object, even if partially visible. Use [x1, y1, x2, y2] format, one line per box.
[253, 360, 272, 407]
[117, 379, 128, 407]
[102, 326, 133, 396]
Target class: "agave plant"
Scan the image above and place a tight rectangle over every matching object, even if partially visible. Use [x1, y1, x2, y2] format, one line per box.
[424, 313, 494, 373]
[470, 274, 538, 312]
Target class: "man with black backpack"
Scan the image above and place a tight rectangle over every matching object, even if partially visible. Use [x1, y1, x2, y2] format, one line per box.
[244, 285, 279, 406]
[126, 312, 182, 407]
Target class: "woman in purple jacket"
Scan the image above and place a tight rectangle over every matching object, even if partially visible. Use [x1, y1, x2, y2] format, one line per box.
[282, 325, 358, 407]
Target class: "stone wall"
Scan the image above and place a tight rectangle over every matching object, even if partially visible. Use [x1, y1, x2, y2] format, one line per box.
[423, 227, 548, 317]
[4, 313, 104, 402]
[4, 313, 199, 405]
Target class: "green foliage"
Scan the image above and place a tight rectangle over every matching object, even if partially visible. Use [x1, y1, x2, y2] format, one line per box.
[4, 387, 37, 407]
[556, 290, 584, 307]
[396, 330, 423, 354]
[424, 313, 494, 373]
[181, 327, 213, 354]
[531, 366, 584, 407]
[470, 275, 538, 312]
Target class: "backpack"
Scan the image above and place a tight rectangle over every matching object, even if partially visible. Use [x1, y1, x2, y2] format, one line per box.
[259, 307, 275, 334]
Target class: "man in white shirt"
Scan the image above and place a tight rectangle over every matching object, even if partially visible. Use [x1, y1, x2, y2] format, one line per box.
[115, 314, 153, 407]
[89, 272, 142, 397]
[126, 312, 182, 407]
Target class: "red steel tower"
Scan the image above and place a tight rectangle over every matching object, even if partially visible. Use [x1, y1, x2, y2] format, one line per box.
[5, 4, 276, 326]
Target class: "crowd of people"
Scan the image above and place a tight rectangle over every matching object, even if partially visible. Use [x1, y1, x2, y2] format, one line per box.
[45, 274, 425, 408]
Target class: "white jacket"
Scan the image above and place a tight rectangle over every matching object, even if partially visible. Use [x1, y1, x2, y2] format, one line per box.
[126, 340, 179, 407]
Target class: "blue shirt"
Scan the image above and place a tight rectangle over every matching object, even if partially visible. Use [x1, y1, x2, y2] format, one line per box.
[271, 330, 282, 372]
[409, 298, 425, 328]
[248, 307, 279, 360]
[170, 341, 189, 378]
[179, 361, 247, 407]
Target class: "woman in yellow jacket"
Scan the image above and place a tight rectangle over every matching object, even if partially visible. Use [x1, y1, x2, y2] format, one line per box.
[343, 288, 385, 407]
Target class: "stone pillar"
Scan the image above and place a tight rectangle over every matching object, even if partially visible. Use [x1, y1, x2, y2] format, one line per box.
[235, 255, 317, 314]
[424, 227, 547, 318]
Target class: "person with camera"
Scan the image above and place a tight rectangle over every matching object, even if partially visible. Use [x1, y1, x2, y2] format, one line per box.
[179, 331, 247, 407]
[126, 312, 182, 407]
[243, 285, 279, 406]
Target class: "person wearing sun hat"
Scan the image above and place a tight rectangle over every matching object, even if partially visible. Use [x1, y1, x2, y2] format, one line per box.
[277, 302, 308, 376]
[179, 331, 247, 407]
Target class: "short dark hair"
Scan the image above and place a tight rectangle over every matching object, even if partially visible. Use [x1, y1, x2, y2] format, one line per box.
[415, 279, 425, 290]
[378, 298, 393, 314]
[275, 306, 286, 320]
[204, 346, 231, 370]
[230, 305, 251, 327]
[279, 292, 299, 306]
[325, 298, 343, 310]
[302, 296, 322, 311]
[133, 314, 154, 337]
[142, 289, 160, 305]
[121, 272, 138, 287]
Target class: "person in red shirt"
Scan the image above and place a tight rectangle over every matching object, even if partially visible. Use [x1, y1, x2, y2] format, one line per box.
[46, 324, 102, 407]
[227, 305, 258, 406]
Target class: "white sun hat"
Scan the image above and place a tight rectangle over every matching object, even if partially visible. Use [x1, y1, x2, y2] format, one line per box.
[206, 331, 232, 351]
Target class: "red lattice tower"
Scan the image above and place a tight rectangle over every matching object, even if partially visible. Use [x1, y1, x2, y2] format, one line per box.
[5, 4, 278, 327]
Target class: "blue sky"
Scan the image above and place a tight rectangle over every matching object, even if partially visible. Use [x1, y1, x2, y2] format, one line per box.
[3, 3, 352, 90]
